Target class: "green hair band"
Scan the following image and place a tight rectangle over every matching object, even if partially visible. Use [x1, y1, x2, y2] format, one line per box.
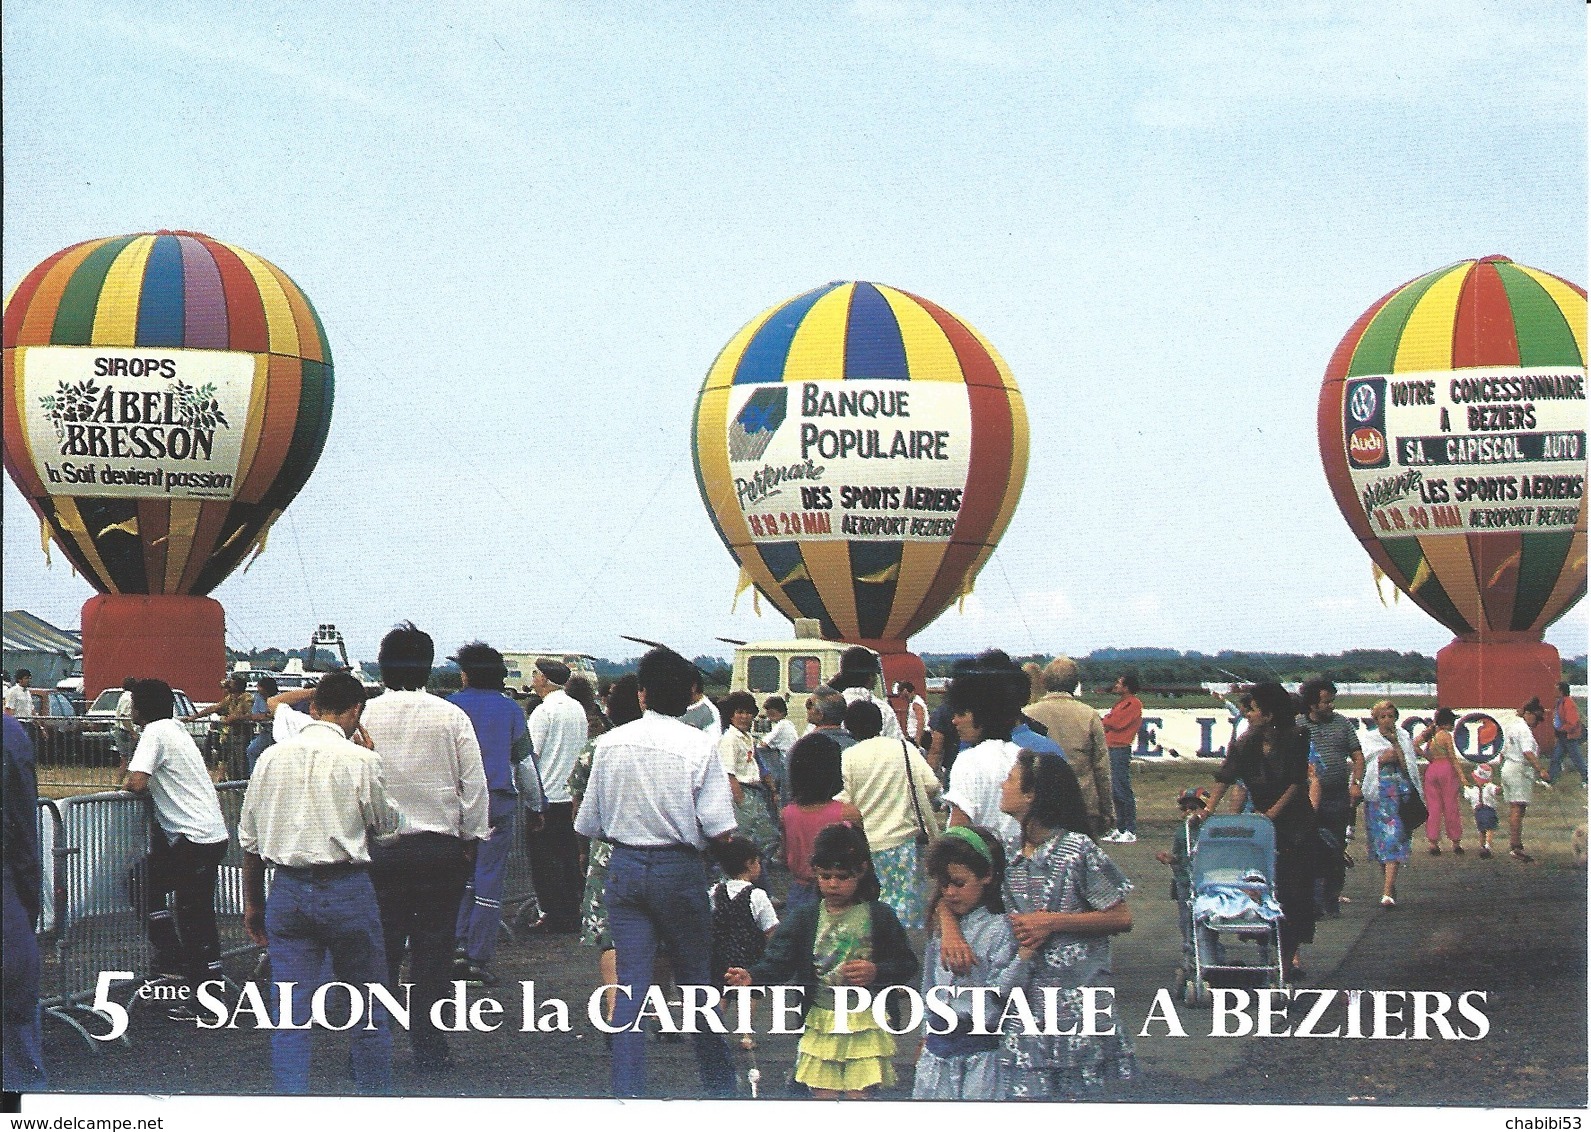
[939, 824, 993, 866]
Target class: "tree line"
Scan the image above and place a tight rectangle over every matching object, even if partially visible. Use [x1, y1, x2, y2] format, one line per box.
[226, 645, 1587, 690]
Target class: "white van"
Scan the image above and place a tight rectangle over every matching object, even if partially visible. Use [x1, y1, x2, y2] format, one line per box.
[729, 620, 883, 731]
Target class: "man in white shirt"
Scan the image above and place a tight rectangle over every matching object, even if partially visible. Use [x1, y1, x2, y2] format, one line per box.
[360, 622, 490, 1074]
[901, 681, 929, 749]
[940, 652, 1031, 845]
[573, 646, 737, 1098]
[759, 695, 800, 806]
[121, 679, 229, 1015]
[112, 677, 141, 770]
[4, 671, 42, 720]
[526, 659, 589, 933]
[239, 672, 401, 1094]
[832, 647, 904, 741]
[681, 669, 723, 743]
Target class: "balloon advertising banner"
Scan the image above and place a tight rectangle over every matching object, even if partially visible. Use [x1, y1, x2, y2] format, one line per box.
[693, 281, 1027, 658]
[3, 231, 333, 598]
[1319, 256, 1587, 707]
[19, 345, 256, 501]
[3, 231, 333, 697]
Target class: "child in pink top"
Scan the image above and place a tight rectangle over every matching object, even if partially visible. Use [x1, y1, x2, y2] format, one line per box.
[782, 731, 863, 914]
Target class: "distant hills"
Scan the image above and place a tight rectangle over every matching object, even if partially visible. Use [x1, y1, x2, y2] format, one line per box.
[919, 649, 1589, 687]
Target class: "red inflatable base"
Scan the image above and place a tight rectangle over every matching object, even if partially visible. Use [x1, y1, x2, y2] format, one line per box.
[1436, 636, 1561, 711]
[82, 595, 227, 703]
[846, 639, 928, 702]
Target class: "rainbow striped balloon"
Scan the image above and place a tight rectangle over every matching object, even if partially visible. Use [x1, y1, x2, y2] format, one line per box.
[693, 281, 1027, 647]
[3, 231, 332, 596]
[1318, 256, 1587, 639]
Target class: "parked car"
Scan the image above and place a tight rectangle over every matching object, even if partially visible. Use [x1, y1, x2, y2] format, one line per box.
[55, 654, 86, 712]
[26, 690, 79, 761]
[78, 687, 205, 766]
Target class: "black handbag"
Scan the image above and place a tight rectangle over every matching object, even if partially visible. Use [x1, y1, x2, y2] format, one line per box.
[1397, 768, 1428, 833]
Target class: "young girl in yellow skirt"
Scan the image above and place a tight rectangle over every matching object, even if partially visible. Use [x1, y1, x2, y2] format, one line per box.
[726, 822, 918, 1098]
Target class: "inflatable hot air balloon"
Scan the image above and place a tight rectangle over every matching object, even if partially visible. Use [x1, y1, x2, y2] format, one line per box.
[1318, 256, 1586, 707]
[693, 281, 1027, 684]
[4, 231, 333, 698]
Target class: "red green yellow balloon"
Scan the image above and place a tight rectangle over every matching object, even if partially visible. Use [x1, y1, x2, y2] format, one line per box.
[1317, 256, 1586, 639]
[3, 231, 333, 596]
[693, 281, 1027, 648]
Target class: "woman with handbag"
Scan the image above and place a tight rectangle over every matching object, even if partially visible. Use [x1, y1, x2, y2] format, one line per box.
[1360, 699, 1426, 907]
[1198, 682, 1318, 981]
[834, 699, 942, 929]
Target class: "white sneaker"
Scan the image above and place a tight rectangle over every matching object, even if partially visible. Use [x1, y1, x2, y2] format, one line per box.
[1101, 829, 1122, 842]
[1114, 831, 1137, 844]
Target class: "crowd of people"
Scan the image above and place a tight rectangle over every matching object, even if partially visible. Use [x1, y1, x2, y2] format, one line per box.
[1, 643, 1581, 1101]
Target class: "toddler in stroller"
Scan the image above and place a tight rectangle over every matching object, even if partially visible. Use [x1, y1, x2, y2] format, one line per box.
[1180, 813, 1286, 1003]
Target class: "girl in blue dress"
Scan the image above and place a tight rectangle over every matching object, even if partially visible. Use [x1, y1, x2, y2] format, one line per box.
[996, 751, 1136, 1098]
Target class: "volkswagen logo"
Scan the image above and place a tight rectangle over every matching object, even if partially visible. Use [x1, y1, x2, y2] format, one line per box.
[1348, 383, 1379, 423]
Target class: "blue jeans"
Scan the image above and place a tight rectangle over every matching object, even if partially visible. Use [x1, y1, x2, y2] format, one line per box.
[605, 844, 735, 1098]
[245, 732, 271, 776]
[784, 877, 818, 917]
[3, 873, 46, 1092]
[265, 867, 393, 1094]
[1109, 747, 1137, 834]
[456, 792, 518, 964]
[1551, 737, 1587, 784]
[754, 744, 786, 806]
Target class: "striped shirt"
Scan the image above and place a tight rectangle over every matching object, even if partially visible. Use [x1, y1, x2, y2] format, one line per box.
[1301, 711, 1361, 793]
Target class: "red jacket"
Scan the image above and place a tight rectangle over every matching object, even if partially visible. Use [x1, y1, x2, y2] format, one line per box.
[1556, 695, 1583, 741]
[1102, 694, 1142, 749]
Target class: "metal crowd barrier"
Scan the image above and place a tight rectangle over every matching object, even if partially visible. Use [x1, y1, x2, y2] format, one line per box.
[34, 779, 542, 1049]
[37, 790, 151, 1049]
[502, 799, 543, 933]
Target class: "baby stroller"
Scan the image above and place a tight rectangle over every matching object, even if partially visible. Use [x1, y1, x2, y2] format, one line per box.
[1182, 814, 1286, 1005]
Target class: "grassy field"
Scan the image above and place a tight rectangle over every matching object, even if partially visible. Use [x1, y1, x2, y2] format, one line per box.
[36, 761, 235, 800]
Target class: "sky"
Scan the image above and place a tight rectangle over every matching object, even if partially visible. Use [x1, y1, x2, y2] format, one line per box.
[4, 2, 1586, 670]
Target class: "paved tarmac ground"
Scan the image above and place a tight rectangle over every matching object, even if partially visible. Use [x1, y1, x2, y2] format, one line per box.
[33, 762, 1588, 1108]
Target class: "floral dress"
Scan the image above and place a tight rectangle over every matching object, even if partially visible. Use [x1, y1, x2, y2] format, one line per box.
[568, 740, 613, 950]
[1362, 731, 1417, 865]
[1000, 830, 1136, 1098]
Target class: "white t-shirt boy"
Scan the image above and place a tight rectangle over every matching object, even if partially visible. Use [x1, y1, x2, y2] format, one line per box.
[1463, 782, 1499, 811]
[128, 718, 228, 846]
[711, 878, 779, 934]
